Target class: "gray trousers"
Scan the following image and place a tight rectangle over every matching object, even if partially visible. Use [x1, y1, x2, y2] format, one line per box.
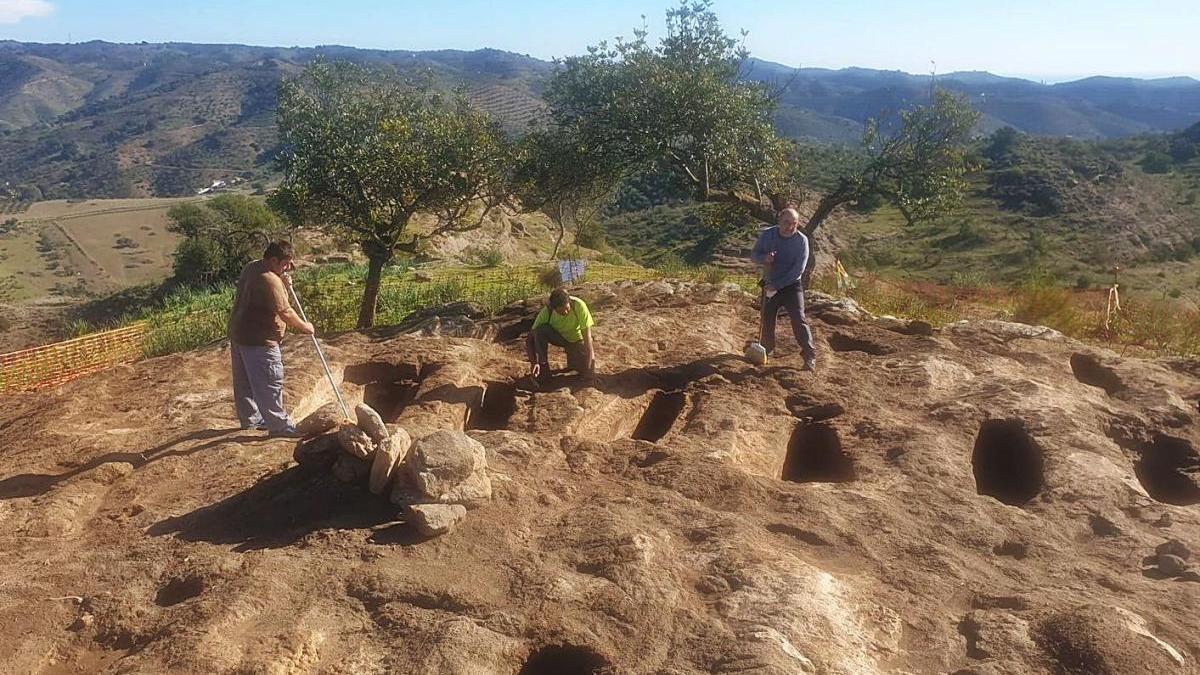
[760, 283, 816, 359]
[231, 342, 292, 431]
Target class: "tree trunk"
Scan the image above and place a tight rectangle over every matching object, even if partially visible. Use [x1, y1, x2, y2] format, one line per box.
[357, 255, 386, 329]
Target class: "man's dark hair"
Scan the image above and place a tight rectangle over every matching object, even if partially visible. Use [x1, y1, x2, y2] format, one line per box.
[549, 288, 571, 309]
[263, 240, 295, 261]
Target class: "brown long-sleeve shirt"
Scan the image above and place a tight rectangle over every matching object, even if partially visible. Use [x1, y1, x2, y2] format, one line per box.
[228, 260, 290, 346]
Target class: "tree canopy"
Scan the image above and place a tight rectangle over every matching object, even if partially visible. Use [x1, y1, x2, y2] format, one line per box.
[167, 194, 281, 287]
[524, 0, 980, 282]
[271, 60, 512, 327]
[518, 0, 790, 227]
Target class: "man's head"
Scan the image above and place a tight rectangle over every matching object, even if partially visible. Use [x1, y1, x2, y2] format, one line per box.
[549, 288, 572, 315]
[263, 240, 295, 276]
[777, 208, 801, 237]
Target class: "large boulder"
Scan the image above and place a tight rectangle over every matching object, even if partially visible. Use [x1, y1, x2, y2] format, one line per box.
[369, 427, 413, 495]
[407, 430, 492, 508]
[296, 402, 345, 438]
[355, 403, 389, 444]
[407, 503, 467, 537]
[338, 424, 375, 460]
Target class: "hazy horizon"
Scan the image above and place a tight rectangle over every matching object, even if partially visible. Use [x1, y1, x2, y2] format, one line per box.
[2, 0, 1198, 82]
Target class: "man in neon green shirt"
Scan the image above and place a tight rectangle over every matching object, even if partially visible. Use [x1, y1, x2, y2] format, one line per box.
[526, 288, 595, 383]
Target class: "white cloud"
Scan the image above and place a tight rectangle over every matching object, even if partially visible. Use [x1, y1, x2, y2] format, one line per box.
[0, 0, 54, 25]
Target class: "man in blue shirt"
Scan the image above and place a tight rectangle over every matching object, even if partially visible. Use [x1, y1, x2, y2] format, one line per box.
[751, 208, 817, 371]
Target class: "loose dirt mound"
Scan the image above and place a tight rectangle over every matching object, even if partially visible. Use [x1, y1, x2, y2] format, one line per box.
[1, 281, 1198, 673]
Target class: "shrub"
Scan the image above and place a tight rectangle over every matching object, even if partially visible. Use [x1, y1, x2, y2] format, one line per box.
[465, 245, 505, 268]
[1012, 277, 1086, 334]
[1139, 150, 1173, 174]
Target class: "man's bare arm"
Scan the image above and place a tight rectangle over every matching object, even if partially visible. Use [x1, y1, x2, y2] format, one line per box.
[582, 328, 595, 366]
[265, 273, 314, 335]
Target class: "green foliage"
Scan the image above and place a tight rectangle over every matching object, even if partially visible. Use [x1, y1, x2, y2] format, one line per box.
[0, 274, 19, 302]
[166, 194, 281, 286]
[272, 59, 513, 327]
[520, 0, 790, 228]
[981, 126, 1021, 164]
[983, 136, 1123, 215]
[574, 222, 607, 249]
[1140, 150, 1173, 174]
[853, 89, 980, 226]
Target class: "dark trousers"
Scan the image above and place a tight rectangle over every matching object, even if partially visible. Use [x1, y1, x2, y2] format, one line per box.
[526, 325, 592, 373]
[760, 283, 816, 359]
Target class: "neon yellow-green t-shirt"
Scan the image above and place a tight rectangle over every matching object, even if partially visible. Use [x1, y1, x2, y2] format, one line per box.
[531, 296, 594, 343]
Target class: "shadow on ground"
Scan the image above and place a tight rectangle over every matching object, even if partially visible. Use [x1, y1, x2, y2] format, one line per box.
[0, 428, 262, 500]
[148, 466, 415, 551]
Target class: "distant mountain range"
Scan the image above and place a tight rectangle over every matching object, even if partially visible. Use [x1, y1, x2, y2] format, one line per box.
[744, 59, 1200, 142]
[1, 40, 1198, 199]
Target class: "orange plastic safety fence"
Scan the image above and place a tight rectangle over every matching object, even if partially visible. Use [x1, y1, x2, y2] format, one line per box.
[0, 322, 148, 394]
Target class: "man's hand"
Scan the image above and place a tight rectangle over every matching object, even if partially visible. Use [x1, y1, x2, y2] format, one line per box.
[299, 321, 315, 336]
[765, 251, 776, 265]
[282, 271, 295, 288]
[529, 362, 541, 378]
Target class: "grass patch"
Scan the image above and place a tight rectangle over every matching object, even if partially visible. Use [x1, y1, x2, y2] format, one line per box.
[119, 262, 754, 357]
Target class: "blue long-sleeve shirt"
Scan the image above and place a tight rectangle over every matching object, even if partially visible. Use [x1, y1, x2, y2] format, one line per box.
[751, 226, 809, 290]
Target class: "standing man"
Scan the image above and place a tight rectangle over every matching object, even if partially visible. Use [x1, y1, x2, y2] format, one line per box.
[228, 240, 314, 434]
[526, 288, 595, 385]
[752, 208, 817, 371]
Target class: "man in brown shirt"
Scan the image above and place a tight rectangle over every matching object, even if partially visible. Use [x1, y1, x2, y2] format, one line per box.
[228, 241, 314, 434]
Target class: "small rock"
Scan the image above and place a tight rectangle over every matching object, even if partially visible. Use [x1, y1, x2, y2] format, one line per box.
[70, 613, 94, 631]
[338, 424, 375, 459]
[1156, 539, 1190, 560]
[296, 402, 345, 437]
[413, 270, 433, 282]
[331, 454, 370, 484]
[1156, 513, 1173, 528]
[293, 432, 340, 470]
[407, 503, 467, 537]
[355, 403, 389, 444]
[1159, 553, 1189, 577]
[369, 428, 413, 495]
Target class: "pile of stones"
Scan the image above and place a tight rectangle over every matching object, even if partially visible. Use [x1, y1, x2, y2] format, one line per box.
[291, 402, 492, 537]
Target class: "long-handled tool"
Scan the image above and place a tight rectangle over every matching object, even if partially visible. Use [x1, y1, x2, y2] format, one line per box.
[286, 278, 351, 420]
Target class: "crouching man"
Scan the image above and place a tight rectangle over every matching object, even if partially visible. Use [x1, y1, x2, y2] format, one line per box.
[526, 288, 595, 384]
[228, 240, 315, 435]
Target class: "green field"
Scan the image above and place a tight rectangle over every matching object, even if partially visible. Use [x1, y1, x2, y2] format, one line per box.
[1, 197, 192, 301]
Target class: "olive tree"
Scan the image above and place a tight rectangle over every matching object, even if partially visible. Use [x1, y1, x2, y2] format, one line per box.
[167, 194, 282, 286]
[272, 60, 511, 327]
[519, 0, 789, 228]
[526, 0, 979, 283]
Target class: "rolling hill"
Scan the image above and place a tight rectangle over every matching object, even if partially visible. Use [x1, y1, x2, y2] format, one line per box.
[2, 40, 1199, 200]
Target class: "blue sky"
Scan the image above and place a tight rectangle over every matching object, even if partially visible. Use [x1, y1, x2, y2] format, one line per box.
[2, 0, 1196, 81]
